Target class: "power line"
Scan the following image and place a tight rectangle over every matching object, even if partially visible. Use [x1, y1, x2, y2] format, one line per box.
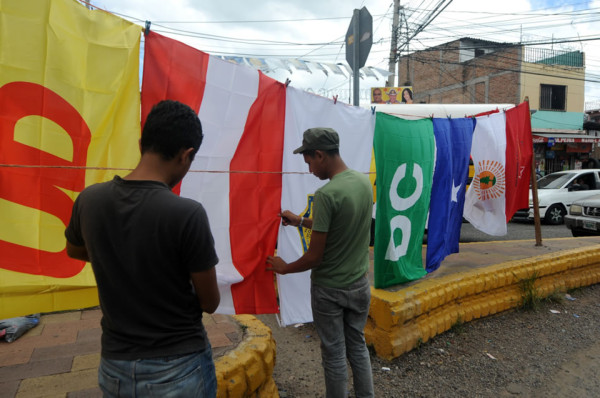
[81, 0, 600, 100]
[406, 51, 600, 84]
[87, 1, 600, 66]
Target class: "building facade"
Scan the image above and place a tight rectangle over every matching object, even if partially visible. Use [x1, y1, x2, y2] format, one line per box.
[397, 38, 595, 175]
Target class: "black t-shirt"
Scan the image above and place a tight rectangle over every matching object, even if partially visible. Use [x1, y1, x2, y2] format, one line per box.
[65, 176, 218, 360]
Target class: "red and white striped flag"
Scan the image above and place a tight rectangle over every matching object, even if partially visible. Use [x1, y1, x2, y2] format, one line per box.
[141, 32, 375, 319]
[142, 32, 284, 314]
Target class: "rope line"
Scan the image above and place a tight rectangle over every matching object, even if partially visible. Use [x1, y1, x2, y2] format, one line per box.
[0, 164, 375, 175]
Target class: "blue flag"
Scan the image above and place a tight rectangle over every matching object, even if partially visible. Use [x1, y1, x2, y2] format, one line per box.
[426, 118, 475, 272]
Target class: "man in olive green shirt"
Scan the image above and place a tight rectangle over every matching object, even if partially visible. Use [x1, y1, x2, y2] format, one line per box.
[267, 127, 374, 398]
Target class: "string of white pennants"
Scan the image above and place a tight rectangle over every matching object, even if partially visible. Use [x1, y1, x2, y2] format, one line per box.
[220, 56, 393, 80]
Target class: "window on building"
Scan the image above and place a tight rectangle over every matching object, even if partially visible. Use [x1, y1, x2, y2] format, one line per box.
[540, 84, 566, 111]
[474, 48, 485, 57]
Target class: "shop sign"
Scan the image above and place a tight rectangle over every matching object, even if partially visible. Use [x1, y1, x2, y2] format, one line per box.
[566, 143, 592, 153]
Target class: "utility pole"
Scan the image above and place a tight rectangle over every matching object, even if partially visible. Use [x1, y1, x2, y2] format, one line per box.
[403, 7, 410, 85]
[387, 0, 400, 87]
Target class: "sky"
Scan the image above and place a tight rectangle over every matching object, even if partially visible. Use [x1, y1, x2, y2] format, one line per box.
[87, 0, 600, 109]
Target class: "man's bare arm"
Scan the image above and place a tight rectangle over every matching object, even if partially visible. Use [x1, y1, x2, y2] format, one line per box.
[66, 241, 90, 262]
[266, 230, 327, 274]
[280, 210, 313, 230]
[191, 267, 221, 313]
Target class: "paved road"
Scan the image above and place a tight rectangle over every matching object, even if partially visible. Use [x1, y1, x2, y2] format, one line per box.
[459, 219, 572, 242]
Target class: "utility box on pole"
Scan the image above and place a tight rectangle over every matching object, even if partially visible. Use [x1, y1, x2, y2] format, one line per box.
[346, 7, 372, 106]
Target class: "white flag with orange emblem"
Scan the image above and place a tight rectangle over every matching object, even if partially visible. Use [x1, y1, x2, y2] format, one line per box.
[463, 112, 507, 236]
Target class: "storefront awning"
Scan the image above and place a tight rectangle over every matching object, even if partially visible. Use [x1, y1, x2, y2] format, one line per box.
[532, 133, 600, 144]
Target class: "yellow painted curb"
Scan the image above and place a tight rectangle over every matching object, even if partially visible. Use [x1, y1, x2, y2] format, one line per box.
[215, 314, 278, 398]
[365, 245, 600, 360]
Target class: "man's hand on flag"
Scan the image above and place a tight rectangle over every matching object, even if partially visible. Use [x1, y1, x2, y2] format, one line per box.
[280, 210, 301, 226]
[266, 256, 288, 274]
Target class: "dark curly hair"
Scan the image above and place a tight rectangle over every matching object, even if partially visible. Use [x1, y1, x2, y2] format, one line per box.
[141, 100, 203, 161]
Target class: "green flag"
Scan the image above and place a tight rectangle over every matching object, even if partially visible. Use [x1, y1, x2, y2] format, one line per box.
[374, 113, 435, 288]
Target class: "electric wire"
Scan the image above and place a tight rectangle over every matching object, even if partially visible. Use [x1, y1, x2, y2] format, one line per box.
[78, 0, 600, 101]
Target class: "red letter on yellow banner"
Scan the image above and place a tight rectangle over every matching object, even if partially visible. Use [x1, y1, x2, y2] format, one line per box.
[0, 0, 141, 318]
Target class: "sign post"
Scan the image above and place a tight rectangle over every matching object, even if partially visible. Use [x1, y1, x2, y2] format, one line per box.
[346, 7, 372, 106]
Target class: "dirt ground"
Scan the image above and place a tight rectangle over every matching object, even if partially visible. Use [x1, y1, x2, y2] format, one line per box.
[257, 283, 600, 397]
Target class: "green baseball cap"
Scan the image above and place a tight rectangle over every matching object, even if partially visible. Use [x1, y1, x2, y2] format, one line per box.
[293, 127, 340, 154]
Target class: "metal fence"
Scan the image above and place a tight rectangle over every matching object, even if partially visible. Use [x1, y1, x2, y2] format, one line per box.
[586, 101, 600, 112]
[524, 47, 584, 68]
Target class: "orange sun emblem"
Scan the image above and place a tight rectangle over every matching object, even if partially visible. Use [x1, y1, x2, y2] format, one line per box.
[473, 160, 505, 201]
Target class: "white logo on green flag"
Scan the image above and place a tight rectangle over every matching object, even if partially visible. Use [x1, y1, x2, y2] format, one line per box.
[385, 163, 424, 261]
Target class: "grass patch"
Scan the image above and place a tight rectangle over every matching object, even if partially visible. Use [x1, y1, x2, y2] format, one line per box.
[567, 286, 583, 295]
[543, 289, 564, 304]
[415, 337, 424, 350]
[515, 271, 542, 311]
[449, 315, 465, 335]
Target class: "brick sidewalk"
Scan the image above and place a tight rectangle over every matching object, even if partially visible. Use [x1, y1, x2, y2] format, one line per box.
[0, 309, 242, 398]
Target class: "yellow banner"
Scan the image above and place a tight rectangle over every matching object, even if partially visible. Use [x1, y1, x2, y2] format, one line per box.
[0, 0, 141, 318]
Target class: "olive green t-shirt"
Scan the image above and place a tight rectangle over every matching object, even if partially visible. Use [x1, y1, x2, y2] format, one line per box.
[311, 169, 373, 288]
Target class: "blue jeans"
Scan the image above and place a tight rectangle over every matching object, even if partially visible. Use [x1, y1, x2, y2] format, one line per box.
[98, 346, 216, 398]
[311, 275, 374, 398]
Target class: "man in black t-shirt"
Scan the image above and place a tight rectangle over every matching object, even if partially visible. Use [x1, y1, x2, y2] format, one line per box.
[65, 100, 220, 397]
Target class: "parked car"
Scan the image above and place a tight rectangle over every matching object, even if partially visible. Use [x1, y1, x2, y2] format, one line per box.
[513, 169, 600, 225]
[565, 193, 600, 236]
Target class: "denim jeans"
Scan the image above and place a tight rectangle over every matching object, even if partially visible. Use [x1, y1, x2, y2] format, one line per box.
[311, 275, 374, 398]
[98, 345, 216, 398]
